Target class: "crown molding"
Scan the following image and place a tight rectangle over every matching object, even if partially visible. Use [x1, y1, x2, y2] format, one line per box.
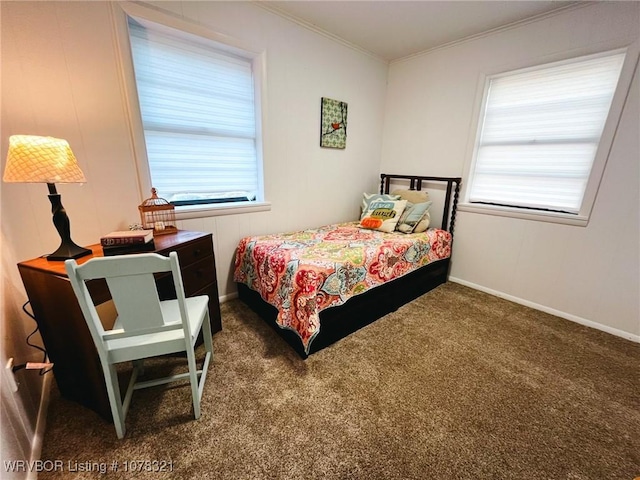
[253, 1, 591, 66]
[253, 1, 389, 64]
[391, 2, 591, 65]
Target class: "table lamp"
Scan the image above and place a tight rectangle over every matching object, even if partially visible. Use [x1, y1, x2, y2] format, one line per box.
[3, 135, 92, 261]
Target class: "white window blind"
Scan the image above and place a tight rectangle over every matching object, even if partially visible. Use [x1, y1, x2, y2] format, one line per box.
[469, 52, 626, 214]
[128, 18, 258, 205]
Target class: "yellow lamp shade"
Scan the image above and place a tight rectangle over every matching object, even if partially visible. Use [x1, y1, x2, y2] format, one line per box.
[3, 135, 86, 184]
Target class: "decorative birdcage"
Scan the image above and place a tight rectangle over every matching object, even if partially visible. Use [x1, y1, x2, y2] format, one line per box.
[138, 188, 177, 235]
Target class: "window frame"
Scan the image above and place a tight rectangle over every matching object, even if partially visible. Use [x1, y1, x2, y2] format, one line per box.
[111, 2, 270, 219]
[460, 41, 639, 226]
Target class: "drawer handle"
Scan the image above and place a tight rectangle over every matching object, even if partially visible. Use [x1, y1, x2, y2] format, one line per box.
[196, 268, 204, 277]
[193, 249, 201, 257]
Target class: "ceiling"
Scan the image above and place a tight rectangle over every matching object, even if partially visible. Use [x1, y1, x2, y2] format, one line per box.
[260, 1, 579, 61]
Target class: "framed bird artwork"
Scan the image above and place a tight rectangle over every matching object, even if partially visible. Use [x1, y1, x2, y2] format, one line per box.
[320, 97, 347, 149]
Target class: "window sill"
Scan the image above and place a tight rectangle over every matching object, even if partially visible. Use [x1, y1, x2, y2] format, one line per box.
[458, 202, 589, 226]
[175, 201, 271, 220]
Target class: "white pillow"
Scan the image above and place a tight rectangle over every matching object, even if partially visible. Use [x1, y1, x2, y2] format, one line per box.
[392, 189, 431, 232]
[391, 189, 429, 204]
[396, 201, 433, 233]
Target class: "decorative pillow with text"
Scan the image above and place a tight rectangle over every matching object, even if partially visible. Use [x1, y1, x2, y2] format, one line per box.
[361, 193, 400, 216]
[360, 199, 407, 233]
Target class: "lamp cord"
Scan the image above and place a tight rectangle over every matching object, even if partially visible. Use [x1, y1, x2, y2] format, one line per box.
[13, 301, 53, 375]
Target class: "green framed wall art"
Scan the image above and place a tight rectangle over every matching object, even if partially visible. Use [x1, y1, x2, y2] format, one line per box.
[320, 97, 347, 149]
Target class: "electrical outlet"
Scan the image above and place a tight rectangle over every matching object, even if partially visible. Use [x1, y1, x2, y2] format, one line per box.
[6, 358, 18, 393]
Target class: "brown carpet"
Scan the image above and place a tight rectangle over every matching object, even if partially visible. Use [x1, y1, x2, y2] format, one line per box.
[39, 282, 639, 479]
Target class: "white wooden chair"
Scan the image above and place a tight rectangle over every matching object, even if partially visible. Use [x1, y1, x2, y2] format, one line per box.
[65, 252, 213, 439]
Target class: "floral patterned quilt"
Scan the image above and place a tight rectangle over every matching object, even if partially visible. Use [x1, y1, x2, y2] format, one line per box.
[234, 222, 452, 353]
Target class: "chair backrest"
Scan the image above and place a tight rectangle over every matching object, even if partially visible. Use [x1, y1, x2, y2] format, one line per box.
[65, 252, 191, 357]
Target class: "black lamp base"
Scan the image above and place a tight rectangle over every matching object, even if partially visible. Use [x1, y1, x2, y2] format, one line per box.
[45, 184, 92, 262]
[47, 242, 92, 261]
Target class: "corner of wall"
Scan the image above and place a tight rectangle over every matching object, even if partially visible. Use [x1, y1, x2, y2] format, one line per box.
[1, 230, 52, 478]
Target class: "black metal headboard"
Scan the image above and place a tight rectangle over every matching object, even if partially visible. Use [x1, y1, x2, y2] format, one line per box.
[379, 173, 462, 236]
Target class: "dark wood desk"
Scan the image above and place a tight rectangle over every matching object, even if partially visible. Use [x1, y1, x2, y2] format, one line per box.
[17, 230, 221, 420]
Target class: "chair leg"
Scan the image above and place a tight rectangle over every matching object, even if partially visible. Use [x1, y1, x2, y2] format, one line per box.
[202, 310, 214, 356]
[104, 363, 126, 439]
[185, 345, 201, 419]
[186, 310, 214, 420]
[196, 310, 214, 404]
[132, 359, 145, 376]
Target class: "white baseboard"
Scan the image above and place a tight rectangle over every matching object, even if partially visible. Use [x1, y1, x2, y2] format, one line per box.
[27, 372, 53, 480]
[219, 292, 238, 304]
[449, 277, 640, 344]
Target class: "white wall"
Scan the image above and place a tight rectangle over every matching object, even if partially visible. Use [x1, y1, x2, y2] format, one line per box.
[3, 0, 638, 471]
[1, 0, 388, 294]
[0, 0, 388, 471]
[381, 2, 640, 339]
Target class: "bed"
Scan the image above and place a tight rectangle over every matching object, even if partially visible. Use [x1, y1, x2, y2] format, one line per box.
[234, 173, 461, 358]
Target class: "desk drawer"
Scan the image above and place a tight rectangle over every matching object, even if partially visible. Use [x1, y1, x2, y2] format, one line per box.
[173, 237, 213, 268]
[182, 255, 216, 296]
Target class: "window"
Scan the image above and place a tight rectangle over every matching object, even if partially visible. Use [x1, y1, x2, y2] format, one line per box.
[127, 16, 261, 206]
[465, 49, 630, 223]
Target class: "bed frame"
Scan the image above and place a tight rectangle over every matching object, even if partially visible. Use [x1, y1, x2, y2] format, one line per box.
[237, 173, 462, 358]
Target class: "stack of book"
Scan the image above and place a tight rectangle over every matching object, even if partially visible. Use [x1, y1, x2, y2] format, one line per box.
[100, 230, 155, 256]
